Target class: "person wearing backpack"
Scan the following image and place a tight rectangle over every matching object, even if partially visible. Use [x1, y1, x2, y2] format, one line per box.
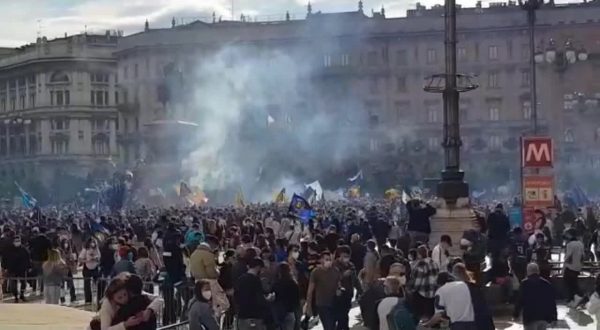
[377, 276, 415, 330]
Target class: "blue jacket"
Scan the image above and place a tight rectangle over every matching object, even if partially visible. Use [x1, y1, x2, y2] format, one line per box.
[513, 274, 557, 325]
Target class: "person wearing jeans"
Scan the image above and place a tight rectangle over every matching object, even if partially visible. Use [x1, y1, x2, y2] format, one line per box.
[305, 252, 341, 330]
[563, 228, 585, 308]
[78, 238, 100, 304]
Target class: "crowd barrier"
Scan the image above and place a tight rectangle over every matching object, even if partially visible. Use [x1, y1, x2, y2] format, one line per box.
[1, 276, 194, 328]
[157, 321, 190, 330]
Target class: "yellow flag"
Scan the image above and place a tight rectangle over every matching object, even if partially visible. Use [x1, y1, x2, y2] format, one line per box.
[274, 188, 287, 204]
[235, 188, 246, 207]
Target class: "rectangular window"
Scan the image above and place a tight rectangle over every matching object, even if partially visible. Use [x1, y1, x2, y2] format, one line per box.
[340, 54, 350, 66]
[10, 97, 16, 110]
[396, 76, 407, 93]
[488, 101, 501, 121]
[56, 91, 64, 106]
[369, 77, 378, 94]
[522, 100, 532, 119]
[474, 42, 480, 61]
[134, 63, 139, 78]
[427, 49, 437, 64]
[65, 90, 70, 105]
[427, 105, 439, 123]
[115, 91, 119, 104]
[105, 91, 109, 105]
[78, 130, 84, 140]
[29, 94, 35, 108]
[19, 95, 25, 109]
[396, 50, 407, 66]
[428, 137, 440, 150]
[1, 98, 5, 111]
[394, 101, 409, 124]
[124, 66, 129, 80]
[323, 55, 332, 67]
[521, 70, 530, 87]
[50, 91, 54, 106]
[488, 45, 498, 60]
[458, 47, 467, 62]
[367, 51, 378, 66]
[96, 91, 104, 106]
[521, 44, 530, 60]
[487, 72, 499, 88]
[489, 136, 502, 150]
[91, 91, 95, 105]
[124, 118, 129, 132]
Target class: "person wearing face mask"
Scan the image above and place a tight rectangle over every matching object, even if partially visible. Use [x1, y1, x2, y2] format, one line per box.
[273, 262, 300, 330]
[4, 236, 30, 302]
[432, 235, 452, 271]
[79, 237, 101, 304]
[188, 279, 220, 330]
[260, 248, 278, 292]
[334, 246, 361, 330]
[305, 252, 342, 330]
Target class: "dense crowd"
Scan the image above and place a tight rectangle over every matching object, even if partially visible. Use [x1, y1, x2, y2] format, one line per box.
[0, 198, 599, 330]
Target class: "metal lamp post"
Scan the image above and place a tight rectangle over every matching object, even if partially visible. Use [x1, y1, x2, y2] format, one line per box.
[519, 0, 543, 135]
[424, 0, 477, 204]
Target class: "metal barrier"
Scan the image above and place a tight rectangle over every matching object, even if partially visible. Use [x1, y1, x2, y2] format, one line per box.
[157, 321, 190, 330]
[1, 276, 194, 328]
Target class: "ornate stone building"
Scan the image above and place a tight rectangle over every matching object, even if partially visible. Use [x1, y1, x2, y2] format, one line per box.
[115, 1, 600, 191]
[0, 32, 120, 198]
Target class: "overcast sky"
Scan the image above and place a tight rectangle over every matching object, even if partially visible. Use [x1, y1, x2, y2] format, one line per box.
[0, 0, 578, 47]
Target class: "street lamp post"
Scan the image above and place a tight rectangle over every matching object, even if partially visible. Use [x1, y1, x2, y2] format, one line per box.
[519, 0, 543, 135]
[424, 0, 477, 204]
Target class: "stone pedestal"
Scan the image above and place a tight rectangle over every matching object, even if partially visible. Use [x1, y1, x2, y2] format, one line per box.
[430, 197, 477, 256]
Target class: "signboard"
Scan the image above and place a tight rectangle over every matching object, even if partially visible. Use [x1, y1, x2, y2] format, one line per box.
[522, 207, 537, 233]
[522, 137, 554, 168]
[508, 207, 523, 229]
[523, 175, 554, 208]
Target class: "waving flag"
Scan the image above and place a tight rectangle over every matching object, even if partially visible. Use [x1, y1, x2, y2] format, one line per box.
[347, 169, 363, 183]
[15, 181, 37, 208]
[274, 188, 287, 204]
[235, 188, 246, 208]
[288, 193, 315, 224]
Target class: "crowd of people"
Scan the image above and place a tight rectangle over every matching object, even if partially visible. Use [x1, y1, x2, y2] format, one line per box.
[0, 197, 598, 330]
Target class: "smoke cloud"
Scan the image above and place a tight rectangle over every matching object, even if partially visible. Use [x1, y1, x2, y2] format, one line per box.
[178, 39, 414, 203]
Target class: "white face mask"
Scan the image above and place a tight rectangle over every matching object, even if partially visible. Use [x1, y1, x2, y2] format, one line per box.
[291, 252, 300, 260]
[323, 261, 332, 268]
[151, 232, 158, 241]
[201, 290, 212, 301]
[14, 241, 21, 247]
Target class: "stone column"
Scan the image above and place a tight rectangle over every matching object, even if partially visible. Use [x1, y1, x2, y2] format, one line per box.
[430, 198, 476, 256]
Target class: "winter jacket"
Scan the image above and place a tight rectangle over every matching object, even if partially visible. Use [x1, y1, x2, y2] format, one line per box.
[406, 203, 436, 234]
[513, 274, 557, 325]
[190, 243, 219, 280]
[29, 234, 51, 262]
[4, 245, 31, 274]
[487, 210, 510, 241]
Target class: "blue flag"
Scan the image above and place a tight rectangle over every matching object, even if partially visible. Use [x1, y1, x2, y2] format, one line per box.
[14, 182, 37, 208]
[288, 193, 315, 224]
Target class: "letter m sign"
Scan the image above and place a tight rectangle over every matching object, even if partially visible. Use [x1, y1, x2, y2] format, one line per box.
[522, 137, 553, 168]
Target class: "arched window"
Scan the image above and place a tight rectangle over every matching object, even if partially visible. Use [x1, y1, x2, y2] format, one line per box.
[49, 71, 69, 83]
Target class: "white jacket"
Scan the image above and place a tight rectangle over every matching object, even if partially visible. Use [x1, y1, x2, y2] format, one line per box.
[587, 292, 600, 330]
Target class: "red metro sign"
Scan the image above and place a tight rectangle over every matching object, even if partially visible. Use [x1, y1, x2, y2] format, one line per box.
[521, 137, 553, 168]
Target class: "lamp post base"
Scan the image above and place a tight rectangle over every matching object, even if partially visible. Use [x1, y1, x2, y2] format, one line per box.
[437, 169, 469, 205]
[430, 197, 476, 255]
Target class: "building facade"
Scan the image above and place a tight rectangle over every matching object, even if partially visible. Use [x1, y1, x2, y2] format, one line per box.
[114, 1, 600, 191]
[0, 33, 119, 199]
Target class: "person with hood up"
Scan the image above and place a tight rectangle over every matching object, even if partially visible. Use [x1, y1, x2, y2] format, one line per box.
[189, 235, 229, 316]
[188, 279, 220, 330]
